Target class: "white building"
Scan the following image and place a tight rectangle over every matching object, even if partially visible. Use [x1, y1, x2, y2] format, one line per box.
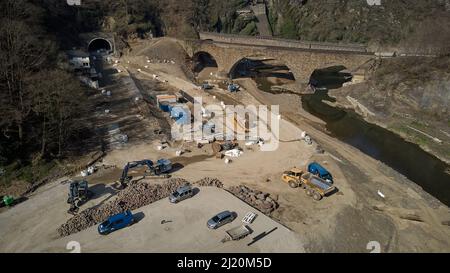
[67, 50, 91, 71]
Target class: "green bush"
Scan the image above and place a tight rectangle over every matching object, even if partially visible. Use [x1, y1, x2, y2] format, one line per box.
[279, 18, 298, 39]
[240, 21, 258, 36]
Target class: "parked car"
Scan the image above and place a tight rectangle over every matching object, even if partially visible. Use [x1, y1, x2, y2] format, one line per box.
[169, 185, 194, 203]
[308, 162, 333, 183]
[207, 211, 236, 229]
[98, 210, 134, 235]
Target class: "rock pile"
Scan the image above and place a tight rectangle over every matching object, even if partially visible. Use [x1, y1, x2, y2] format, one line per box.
[228, 185, 279, 215]
[57, 178, 189, 237]
[195, 177, 223, 188]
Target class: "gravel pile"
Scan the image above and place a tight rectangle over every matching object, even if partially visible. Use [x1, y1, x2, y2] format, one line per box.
[194, 177, 223, 188]
[57, 178, 189, 237]
[228, 185, 279, 215]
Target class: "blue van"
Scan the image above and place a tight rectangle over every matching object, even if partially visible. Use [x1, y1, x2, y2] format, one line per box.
[98, 210, 134, 235]
[308, 162, 333, 183]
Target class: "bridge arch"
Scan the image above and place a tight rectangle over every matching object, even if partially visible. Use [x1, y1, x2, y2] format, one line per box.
[309, 65, 353, 90]
[229, 57, 296, 82]
[192, 51, 218, 74]
[88, 38, 113, 53]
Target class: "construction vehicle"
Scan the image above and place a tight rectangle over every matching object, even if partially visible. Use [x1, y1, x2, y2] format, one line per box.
[0, 195, 15, 208]
[301, 173, 335, 201]
[119, 159, 172, 188]
[227, 83, 240, 92]
[281, 168, 336, 201]
[281, 167, 305, 188]
[308, 162, 333, 183]
[201, 83, 214, 90]
[67, 180, 93, 214]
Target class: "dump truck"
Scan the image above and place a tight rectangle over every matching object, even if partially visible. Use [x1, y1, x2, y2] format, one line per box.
[301, 173, 335, 201]
[281, 167, 305, 188]
[281, 167, 335, 201]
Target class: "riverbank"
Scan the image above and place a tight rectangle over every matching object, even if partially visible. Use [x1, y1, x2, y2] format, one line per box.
[329, 91, 450, 166]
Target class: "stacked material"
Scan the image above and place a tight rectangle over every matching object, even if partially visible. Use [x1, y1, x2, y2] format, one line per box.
[228, 185, 279, 215]
[57, 178, 189, 237]
[194, 177, 223, 188]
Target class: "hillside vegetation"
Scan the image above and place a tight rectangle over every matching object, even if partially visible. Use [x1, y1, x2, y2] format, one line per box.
[267, 0, 450, 53]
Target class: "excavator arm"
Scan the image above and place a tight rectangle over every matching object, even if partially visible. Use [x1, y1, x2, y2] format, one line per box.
[119, 160, 155, 186]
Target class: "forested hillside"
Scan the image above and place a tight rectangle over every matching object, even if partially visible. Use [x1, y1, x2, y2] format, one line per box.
[0, 0, 90, 183]
[267, 0, 450, 53]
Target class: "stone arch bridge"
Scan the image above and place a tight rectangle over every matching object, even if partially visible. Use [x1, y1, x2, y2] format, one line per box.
[181, 33, 376, 83]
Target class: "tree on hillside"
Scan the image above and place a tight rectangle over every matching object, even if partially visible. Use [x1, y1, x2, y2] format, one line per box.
[0, 0, 55, 146]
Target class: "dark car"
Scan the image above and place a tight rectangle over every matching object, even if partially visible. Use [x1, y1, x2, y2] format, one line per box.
[207, 211, 236, 229]
[308, 162, 333, 183]
[98, 210, 134, 235]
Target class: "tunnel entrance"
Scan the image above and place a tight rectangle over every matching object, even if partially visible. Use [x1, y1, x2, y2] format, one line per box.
[192, 52, 218, 81]
[88, 38, 113, 54]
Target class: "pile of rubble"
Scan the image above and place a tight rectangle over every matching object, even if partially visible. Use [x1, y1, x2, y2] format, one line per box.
[194, 177, 223, 188]
[57, 178, 189, 237]
[227, 185, 279, 215]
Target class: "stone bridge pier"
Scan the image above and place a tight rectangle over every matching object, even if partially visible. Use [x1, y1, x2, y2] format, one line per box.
[182, 40, 374, 83]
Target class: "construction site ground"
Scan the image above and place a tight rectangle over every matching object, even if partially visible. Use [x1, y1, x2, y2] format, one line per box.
[1, 38, 450, 253]
[0, 184, 303, 253]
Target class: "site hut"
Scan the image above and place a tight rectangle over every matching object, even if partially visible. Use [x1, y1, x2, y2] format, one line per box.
[156, 94, 178, 112]
[67, 50, 91, 72]
[170, 105, 191, 125]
